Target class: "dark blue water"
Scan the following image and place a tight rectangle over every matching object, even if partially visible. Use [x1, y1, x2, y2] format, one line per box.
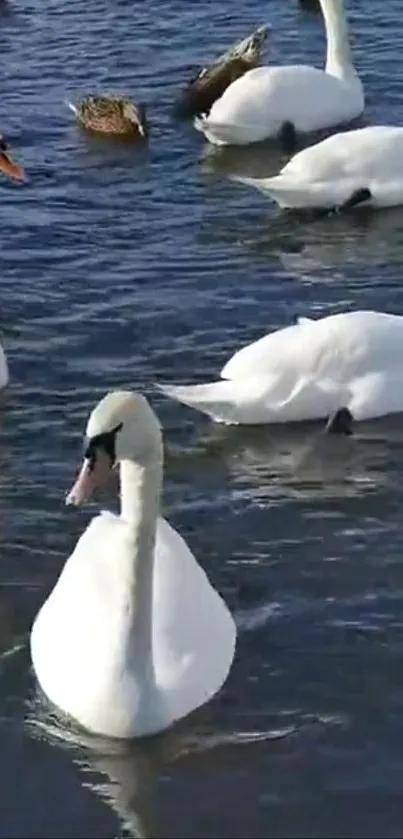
[2, 0, 403, 836]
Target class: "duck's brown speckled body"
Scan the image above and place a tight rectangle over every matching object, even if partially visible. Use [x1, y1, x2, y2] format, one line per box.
[67, 95, 148, 139]
[176, 25, 270, 119]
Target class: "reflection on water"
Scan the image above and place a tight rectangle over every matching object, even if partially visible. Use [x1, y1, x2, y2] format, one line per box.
[166, 414, 403, 506]
[275, 207, 403, 280]
[26, 699, 295, 839]
[200, 139, 289, 181]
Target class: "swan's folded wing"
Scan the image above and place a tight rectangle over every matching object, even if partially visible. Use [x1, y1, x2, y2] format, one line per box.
[152, 517, 236, 718]
[221, 319, 311, 380]
[30, 512, 139, 733]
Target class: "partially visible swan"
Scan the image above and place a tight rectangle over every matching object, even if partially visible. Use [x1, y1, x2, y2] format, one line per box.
[158, 311, 403, 425]
[233, 126, 403, 210]
[30, 391, 236, 739]
[194, 0, 364, 147]
[0, 341, 8, 390]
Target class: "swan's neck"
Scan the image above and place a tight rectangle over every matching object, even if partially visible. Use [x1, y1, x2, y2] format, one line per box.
[119, 454, 162, 672]
[320, 0, 356, 80]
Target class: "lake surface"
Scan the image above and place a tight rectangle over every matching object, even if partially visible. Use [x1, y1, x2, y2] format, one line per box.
[1, 0, 403, 836]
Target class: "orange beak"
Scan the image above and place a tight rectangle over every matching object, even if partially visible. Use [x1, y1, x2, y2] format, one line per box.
[0, 150, 26, 183]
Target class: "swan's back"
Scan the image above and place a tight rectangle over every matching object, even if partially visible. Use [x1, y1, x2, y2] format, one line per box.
[283, 126, 403, 181]
[209, 65, 360, 133]
[152, 517, 236, 722]
[222, 311, 403, 384]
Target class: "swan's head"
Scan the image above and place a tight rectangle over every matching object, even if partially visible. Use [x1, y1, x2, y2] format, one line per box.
[66, 390, 162, 506]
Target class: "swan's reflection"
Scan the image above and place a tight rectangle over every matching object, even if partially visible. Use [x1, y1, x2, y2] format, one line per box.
[166, 414, 403, 504]
[26, 698, 293, 839]
[275, 207, 403, 279]
[200, 138, 288, 182]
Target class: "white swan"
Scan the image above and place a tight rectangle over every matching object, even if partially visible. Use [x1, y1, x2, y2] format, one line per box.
[0, 342, 8, 390]
[233, 125, 403, 210]
[30, 391, 236, 739]
[158, 311, 403, 425]
[194, 0, 364, 147]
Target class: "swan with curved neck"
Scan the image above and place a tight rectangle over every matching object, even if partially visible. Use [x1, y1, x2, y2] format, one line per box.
[30, 391, 236, 739]
[195, 0, 364, 147]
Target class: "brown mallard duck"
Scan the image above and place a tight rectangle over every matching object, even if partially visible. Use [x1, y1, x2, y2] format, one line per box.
[0, 135, 25, 182]
[176, 25, 269, 119]
[67, 95, 148, 139]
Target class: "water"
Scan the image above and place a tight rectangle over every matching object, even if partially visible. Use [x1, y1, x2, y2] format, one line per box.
[1, 0, 403, 835]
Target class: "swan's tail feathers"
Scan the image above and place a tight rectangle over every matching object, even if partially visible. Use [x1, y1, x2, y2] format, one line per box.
[230, 173, 294, 204]
[66, 100, 79, 117]
[231, 173, 323, 209]
[156, 380, 245, 424]
[194, 115, 248, 146]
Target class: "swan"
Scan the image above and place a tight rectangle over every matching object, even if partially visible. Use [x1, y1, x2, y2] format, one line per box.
[0, 340, 8, 391]
[30, 391, 236, 739]
[233, 125, 403, 210]
[194, 0, 364, 147]
[157, 311, 403, 425]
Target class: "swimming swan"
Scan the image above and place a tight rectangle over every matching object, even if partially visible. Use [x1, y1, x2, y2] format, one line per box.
[0, 341, 8, 391]
[158, 311, 403, 425]
[30, 391, 236, 739]
[194, 0, 363, 147]
[233, 125, 403, 210]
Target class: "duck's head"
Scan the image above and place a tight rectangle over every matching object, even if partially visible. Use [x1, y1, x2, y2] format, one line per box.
[66, 391, 162, 506]
[123, 101, 148, 138]
[325, 406, 354, 436]
[0, 136, 25, 182]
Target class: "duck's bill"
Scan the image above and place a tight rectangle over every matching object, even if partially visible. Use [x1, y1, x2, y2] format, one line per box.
[66, 450, 113, 506]
[0, 151, 26, 182]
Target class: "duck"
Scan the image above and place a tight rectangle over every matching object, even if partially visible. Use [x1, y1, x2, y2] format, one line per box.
[30, 391, 236, 740]
[194, 0, 364, 148]
[67, 95, 148, 139]
[157, 310, 403, 425]
[0, 135, 25, 183]
[233, 125, 403, 211]
[176, 25, 269, 119]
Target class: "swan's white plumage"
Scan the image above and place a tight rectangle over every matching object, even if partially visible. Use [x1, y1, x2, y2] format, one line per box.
[195, 65, 362, 146]
[0, 343, 9, 390]
[30, 392, 236, 739]
[235, 126, 403, 209]
[31, 512, 235, 739]
[194, 0, 363, 146]
[158, 311, 403, 425]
